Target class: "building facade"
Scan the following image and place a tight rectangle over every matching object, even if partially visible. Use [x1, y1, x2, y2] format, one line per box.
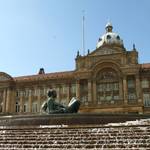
[0, 23, 150, 115]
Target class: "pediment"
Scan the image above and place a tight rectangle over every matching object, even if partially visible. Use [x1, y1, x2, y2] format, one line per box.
[0, 72, 13, 82]
[89, 46, 124, 56]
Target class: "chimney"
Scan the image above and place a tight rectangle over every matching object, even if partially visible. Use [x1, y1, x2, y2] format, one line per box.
[38, 68, 45, 74]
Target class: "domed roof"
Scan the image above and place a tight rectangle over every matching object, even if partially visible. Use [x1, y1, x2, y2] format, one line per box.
[96, 22, 124, 48]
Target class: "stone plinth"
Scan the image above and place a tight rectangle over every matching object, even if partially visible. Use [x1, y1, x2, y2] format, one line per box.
[0, 113, 150, 126]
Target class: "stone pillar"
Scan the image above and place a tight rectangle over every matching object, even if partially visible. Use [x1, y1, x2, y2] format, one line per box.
[37, 88, 41, 112]
[93, 80, 97, 104]
[2, 89, 7, 113]
[67, 84, 70, 103]
[57, 86, 61, 103]
[76, 80, 80, 99]
[29, 90, 32, 113]
[123, 75, 128, 104]
[6, 88, 11, 113]
[10, 90, 16, 113]
[119, 78, 123, 100]
[136, 75, 142, 103]
[88, 79, 92, 102]
[20, 94, 23, 113]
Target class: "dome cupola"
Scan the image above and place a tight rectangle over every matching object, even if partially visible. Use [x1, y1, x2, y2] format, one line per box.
[96, 22, 124, 48]
[105, 22, 113, 32]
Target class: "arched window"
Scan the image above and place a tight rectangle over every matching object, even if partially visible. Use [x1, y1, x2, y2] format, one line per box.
[96, 68, 119, 103]
[106, 35, 111, 39]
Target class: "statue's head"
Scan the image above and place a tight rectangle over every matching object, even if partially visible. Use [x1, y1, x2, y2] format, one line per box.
[47, 89, 57, 98]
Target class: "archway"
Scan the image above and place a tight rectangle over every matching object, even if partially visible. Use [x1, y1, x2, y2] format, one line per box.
[96, 68, 120, 104]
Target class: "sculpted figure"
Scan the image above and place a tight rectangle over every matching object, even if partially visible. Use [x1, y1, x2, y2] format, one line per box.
[41, 89, 80, 114]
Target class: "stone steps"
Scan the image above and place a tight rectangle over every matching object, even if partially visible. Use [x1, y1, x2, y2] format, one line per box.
[0, 125, 149, 149]
[0, 115, 149, 149]
[0, 143, 150, 149]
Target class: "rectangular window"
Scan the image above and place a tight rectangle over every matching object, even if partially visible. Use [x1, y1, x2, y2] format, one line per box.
[128, 93, 136, 100]
[141, 79, 149, 88]
[143, 93, 150, 107]
[128, 80, 135, 88]
[71, 84, 76, 94]
[106, 84, 111, 91]
[81, 85, 87, 92]
[32, 102, 38, 113]
[24, 102, 28, 112]
[60, 85, 67, 94]
[113, 83, 119, 91]
[43, 87, 48, 95]
[19, 91, 24, 97]
[106, 95, 111, 101]
[114, 95, 119, 100]
[34, 89, 38, 96]
[100, 96, 104, 101]
[40, 89, 44, 96]
[97, 84, 102, 92]
[24, 89, 29, 97]
[81, 95, 88, 103]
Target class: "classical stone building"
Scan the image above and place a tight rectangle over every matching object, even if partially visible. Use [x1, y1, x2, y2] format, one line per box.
[0, 23, 150, 115]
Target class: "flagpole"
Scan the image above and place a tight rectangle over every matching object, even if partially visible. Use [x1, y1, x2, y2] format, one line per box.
[82, 10, 85, 56]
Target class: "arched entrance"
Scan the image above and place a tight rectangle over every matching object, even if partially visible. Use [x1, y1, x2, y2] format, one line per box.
[96, 68, 120, 104]
[92, 61, 123, 105]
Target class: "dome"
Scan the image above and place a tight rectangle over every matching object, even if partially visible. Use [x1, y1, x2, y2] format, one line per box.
[96, 23, 124, 48]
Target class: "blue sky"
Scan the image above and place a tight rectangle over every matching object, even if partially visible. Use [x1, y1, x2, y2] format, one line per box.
[0, 0, 150, 77]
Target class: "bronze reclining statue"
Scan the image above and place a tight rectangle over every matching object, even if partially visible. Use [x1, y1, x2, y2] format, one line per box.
[41, 89, 80, 114]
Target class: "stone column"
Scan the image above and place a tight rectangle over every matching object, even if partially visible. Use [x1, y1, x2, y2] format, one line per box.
[136, 75, 142, 103]
[20, 94, 23, 113]
[76, 80, 80, 99]
[119, 78, 123, 100]
[10, 90, 16, 113]
[6, 88, 11, 113]
[37, 88, 41, 112]
[88, 79, 92, 102]
[29, 90, 32, 113]
[67, 84, 70, 103]
[2, 89, 7, 113]
[93, 80, 97, 104]
[57, 86, 61, 103]
[123, 75, 128, 104]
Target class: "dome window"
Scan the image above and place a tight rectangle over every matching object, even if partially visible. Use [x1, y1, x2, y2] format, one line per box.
[98, 38, 102, 42]
[106, 35, 111, 39]
[116, 35, 120, 40]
